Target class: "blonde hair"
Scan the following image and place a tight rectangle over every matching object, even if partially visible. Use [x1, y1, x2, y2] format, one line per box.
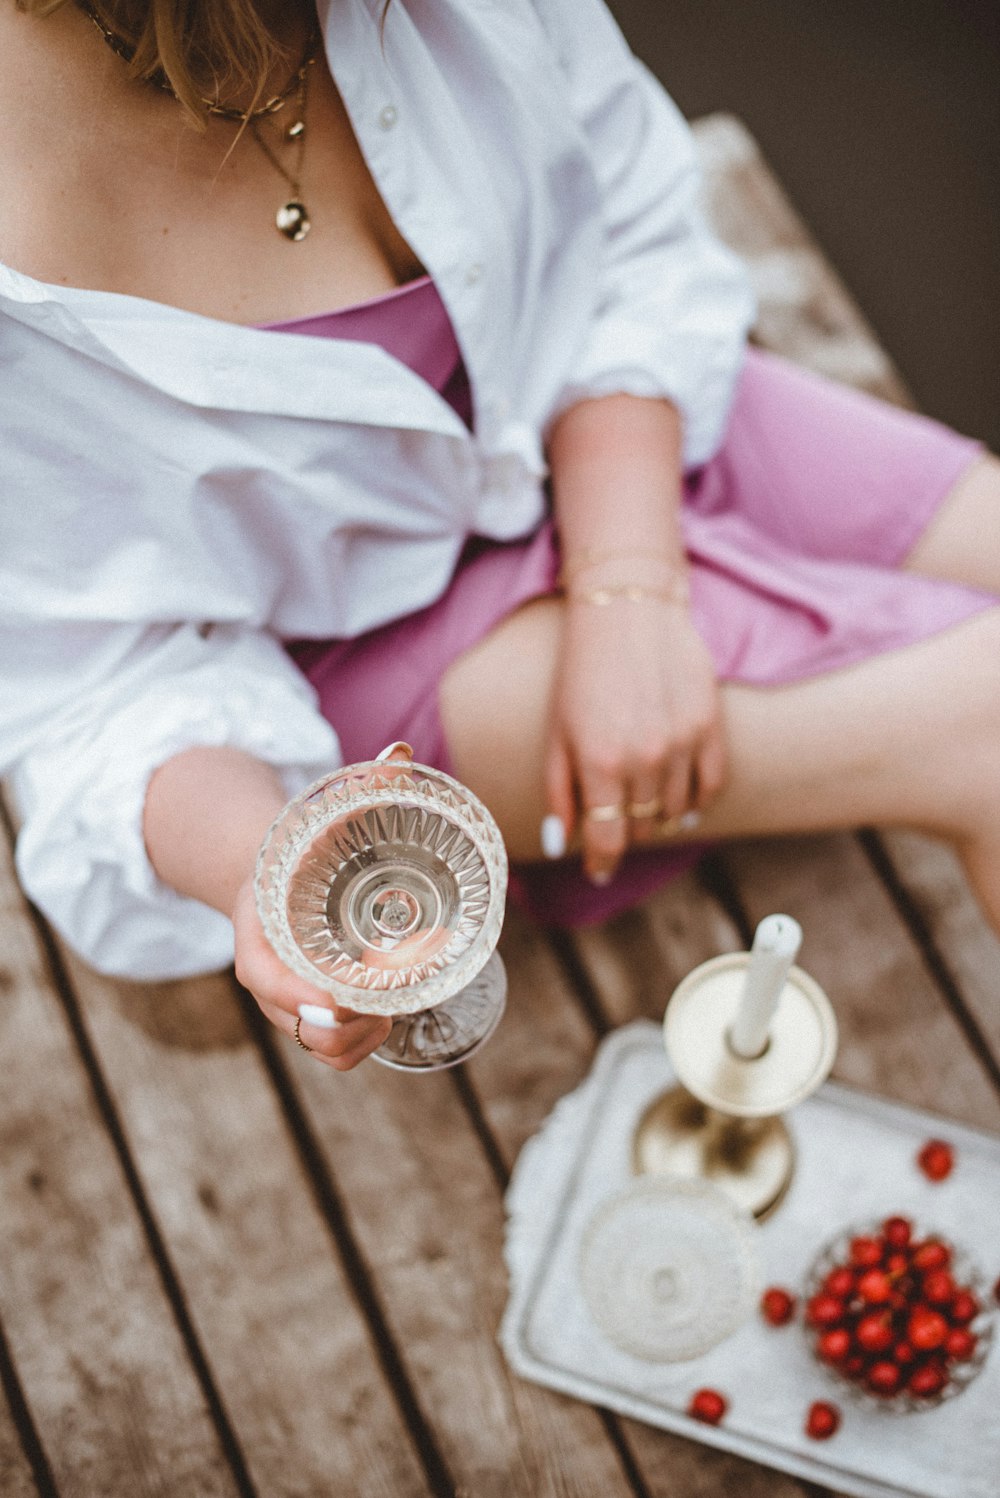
[21, 1, 309, 124]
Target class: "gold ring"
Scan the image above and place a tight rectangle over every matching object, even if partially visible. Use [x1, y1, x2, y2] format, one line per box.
[627, 797, 662, 819]
[657, 814, 681, 835]
[294, 1015, 313, 1052]
[584, 803, 626, 822]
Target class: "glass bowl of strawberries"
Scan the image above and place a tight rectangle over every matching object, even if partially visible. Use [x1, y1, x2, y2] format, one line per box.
[803, 1215, 994, 1412]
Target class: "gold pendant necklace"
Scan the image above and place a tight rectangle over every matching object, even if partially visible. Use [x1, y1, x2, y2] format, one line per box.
[77, 1, 320, 241]
[249, 54, 316, 242]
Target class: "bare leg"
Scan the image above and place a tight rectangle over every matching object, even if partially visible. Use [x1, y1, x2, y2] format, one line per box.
[440, 599, 1000, 932]
[904, 452, 1000, 592]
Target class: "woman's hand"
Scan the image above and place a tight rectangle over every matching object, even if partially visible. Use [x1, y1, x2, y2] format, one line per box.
[545, 595, 726, 884]
[231, 878, 392, 1069]
[145, 747, 394, 1069]
[541, 392, 724, 881]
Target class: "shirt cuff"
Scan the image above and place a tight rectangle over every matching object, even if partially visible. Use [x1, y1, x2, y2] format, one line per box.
[13, 657, 339, 981]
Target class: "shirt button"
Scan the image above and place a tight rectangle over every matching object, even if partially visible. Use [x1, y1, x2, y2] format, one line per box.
[494, 395, 511, 420]
[378, 103, 398, 130]
[465, 262, 483, 286]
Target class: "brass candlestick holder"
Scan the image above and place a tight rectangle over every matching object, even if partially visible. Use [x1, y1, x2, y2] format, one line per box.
[633, 916, 838, 1219]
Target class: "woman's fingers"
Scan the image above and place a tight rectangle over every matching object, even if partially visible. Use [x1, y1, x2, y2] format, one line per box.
[232, 878, 391, 1070]
[542, 736, 575, 859]
[660, 747, 696, 823]
[694, 721, 728, 810]
[577, 758, 629, 884]
[578, 735, 711, 876]
[625, 771, 663, 846]
[261, 998, 392, 1069]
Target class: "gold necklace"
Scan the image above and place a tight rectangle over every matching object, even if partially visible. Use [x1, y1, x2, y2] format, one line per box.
[77, 1, 320, 242]
[249, 53, 317, 242]
[76, 1, 316, 121]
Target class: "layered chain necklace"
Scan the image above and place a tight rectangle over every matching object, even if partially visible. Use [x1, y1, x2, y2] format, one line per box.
[76, 0, 320, 241]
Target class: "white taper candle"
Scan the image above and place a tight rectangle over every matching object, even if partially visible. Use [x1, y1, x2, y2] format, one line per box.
[729, 914, 803, 1060]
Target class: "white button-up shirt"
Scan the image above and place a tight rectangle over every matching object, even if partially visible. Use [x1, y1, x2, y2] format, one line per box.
[1, 0, 754, 978]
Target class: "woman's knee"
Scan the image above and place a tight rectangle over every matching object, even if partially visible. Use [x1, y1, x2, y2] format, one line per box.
[905, 452, 1000, 591]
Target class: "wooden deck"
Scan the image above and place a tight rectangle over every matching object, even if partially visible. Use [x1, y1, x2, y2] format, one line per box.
[2, 117, 999, 1498]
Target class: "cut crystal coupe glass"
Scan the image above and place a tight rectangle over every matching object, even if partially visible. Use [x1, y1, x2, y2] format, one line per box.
[255, 742, 508, 1071]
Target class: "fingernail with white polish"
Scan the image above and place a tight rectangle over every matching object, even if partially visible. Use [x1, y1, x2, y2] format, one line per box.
[589, 868, 612, 887]
[541, 814, 567, 859]
[679, 811, 702, 831]
[298, 1003, 340, 1030]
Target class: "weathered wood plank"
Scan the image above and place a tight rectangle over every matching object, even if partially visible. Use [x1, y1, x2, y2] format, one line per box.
[567, 870, 743, 1033]
[693, 115, 911, 407]
[284, 915, 637, 1498]
[0, 835, 242, 1498]
[470, 906, 602, 1158]
[875, 830, 1000, 1061]
[53, 953, 431, 1498]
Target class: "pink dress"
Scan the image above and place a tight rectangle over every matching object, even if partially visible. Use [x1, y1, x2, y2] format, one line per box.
[266, 276, 990, 926]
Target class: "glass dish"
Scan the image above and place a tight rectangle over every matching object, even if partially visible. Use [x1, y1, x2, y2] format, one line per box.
[803, 1219, 995, 1413]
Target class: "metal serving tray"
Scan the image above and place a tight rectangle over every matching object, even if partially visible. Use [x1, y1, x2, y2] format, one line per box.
[500, 1023, 1000, 1498]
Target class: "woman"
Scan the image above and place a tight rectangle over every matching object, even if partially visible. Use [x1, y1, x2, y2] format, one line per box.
[2, 0, 998, 1072]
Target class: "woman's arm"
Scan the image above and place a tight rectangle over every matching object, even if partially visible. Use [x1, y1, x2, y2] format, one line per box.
[5, 615, 386, 1067]
[144, 747, 287, 919]
[144, 746, 391, 1069]
[532, 0, 754, 466]
[545, 392, 726, 883]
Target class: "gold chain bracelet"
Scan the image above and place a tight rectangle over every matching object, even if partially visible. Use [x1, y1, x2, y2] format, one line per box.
[566, 579, 691, 607]
[559, 546, 677, 585]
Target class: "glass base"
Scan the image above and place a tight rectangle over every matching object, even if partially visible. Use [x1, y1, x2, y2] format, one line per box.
[373, 951, 507, 1072]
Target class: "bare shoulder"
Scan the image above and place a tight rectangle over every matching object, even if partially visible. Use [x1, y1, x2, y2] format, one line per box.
[0, 3, 90, 115]
[0, 3, 120, 282]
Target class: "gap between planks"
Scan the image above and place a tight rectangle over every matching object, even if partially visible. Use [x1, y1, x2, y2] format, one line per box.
[0, 1312, 58, 1498]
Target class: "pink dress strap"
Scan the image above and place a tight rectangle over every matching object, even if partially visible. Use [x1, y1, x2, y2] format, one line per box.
[260, 275, 474, 429]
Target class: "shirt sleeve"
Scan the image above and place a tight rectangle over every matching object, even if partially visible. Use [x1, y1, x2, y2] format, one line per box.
[532, 0, 756, 465]
[5, 619, 339, 982]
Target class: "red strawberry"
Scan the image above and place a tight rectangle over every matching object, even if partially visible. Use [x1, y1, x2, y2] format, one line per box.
[688, 1388, 727, 1425]
[817, 1327, 852, 1363]
[760, 1287, 796, 1326]
[856, 1269, 893, 1304]
[855, 1312, 894, 1354]
[949, 1290, 980, 1324]
[806, 1293, 845, 1328]
[908, 1362, 947, 1398]
[943, 1327, 977, 1362]
[917, 1139, 954, 1182]
[922, 1270, 956, 1306]
[883, 1215, 912, 1249]
[867, 1360, 902, 1397]
[824, 1267, 855, 1299]
[911, 1240, 951, 1273]
[805, 1401, 841, 1439]
[908, 1307, 949, 1351]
